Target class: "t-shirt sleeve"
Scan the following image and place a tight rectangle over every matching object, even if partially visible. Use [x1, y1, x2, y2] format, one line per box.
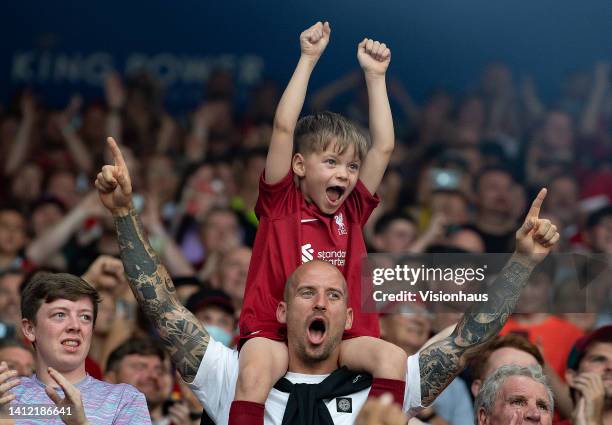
[404, 354, 424, 417]
[188, 337, 239, 422]
[113, 386, 152, 424]
[255, 170, 298, 218]
[345, 179, 380, 225]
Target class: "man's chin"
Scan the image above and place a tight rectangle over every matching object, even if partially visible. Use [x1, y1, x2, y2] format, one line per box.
[300, 345, 332, 364]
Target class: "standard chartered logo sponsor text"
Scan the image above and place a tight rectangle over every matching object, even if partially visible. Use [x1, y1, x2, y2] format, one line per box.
[300, 244, 346, 266]
[301, 244, 314, 262]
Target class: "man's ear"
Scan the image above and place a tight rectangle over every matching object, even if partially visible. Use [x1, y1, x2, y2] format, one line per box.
[477, 407, 488, 425]
[276, 301, 288, 325]
[344, 307, 353, 331]
[471, 379, 482, 399]
[292, 153, 306, 177]
[21, 318, 35, 344]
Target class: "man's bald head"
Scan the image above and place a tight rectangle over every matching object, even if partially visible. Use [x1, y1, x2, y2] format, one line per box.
[284, 261, 348, 304]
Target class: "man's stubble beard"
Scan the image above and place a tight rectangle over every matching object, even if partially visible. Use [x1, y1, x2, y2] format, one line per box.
[296, 329, 343, 365]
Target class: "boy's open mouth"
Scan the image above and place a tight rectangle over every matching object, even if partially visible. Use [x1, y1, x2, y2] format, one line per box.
[307, 317, 327, 345]
[61, 338, 81, 353]
[326, 186, 345, 203]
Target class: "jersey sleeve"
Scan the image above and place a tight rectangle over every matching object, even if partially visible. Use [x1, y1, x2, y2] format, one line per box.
[344, 179, 380, 225]
[255, 170, 299, 219]
[188, 337, 239, 423]
[113, 385, 152, 424]
[404, 353, 424, 417]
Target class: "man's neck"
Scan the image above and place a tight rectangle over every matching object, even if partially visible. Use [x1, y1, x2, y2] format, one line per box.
[288, 353, 339, 375]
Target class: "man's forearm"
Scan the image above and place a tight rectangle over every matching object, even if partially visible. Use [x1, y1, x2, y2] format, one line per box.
[114, 207, 209, 382]
[418, 254, 535, 405]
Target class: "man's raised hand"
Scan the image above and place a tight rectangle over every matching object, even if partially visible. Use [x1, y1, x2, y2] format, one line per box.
[94, 137, 133, 216]
[300, 21, 331, 59]
[357, 38, 391, 77]
[514, 188, 559, 264]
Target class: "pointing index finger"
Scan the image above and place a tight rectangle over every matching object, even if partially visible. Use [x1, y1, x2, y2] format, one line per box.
[107, 137, 127, 169]
[526, 188, 547, 219]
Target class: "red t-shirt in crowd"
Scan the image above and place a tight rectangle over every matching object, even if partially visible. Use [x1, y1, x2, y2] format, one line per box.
[501, 315, 584, 378]
[239, 171, 380, 342]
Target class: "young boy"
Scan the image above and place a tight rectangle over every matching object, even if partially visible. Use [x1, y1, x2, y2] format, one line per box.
[0, 272, 151, 424]
[233, 21, 407, 424]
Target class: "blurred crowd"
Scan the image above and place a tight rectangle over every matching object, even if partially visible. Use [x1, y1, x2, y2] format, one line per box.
[0, 60, 611, 424]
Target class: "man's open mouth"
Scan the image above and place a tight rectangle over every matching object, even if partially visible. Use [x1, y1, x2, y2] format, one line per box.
[307, 317, 327, 345]
[326, 186, 345, 203]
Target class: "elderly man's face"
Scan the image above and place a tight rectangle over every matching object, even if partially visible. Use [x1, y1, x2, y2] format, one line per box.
[277, 262, 352, 367]
[478, 376, 552, 425]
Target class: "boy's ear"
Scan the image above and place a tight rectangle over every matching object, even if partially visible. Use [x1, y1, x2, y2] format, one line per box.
[277, 301, 288, 324]
[292, 153, 306, 177]
[21, 319, 35, 344]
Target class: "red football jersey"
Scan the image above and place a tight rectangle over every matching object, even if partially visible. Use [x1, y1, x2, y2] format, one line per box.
[239, 171, 380, 342]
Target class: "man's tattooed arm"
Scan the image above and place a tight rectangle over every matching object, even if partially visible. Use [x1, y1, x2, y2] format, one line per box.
[418, 255, 534, 406]
[114, 207, 209, 382]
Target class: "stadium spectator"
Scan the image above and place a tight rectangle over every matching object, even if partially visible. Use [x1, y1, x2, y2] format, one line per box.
[475, 364, 554, 425]
[106, 338, 200, 425]
[560, 325, 612, 425]
[0, 272, 151, 423]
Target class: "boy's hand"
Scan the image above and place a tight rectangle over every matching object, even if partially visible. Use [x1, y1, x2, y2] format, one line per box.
[0, 362, 19, 407]
[94, 137, 133, 216]
[358, 38, 391, 77]
[45, 367, 89, 425]
[300, 21, 331, 59]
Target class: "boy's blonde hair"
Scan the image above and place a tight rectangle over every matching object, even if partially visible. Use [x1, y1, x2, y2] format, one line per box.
[294, 111, 370, 160]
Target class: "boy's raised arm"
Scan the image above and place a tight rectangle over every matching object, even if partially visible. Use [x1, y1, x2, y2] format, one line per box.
[357, 39, 394, 195]
[95, 137, 209, 383]
[265, 21, 331, 184]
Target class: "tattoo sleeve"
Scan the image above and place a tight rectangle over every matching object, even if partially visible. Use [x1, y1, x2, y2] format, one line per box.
[418, 256, 534, 406]
[114, 207, 209, 382]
